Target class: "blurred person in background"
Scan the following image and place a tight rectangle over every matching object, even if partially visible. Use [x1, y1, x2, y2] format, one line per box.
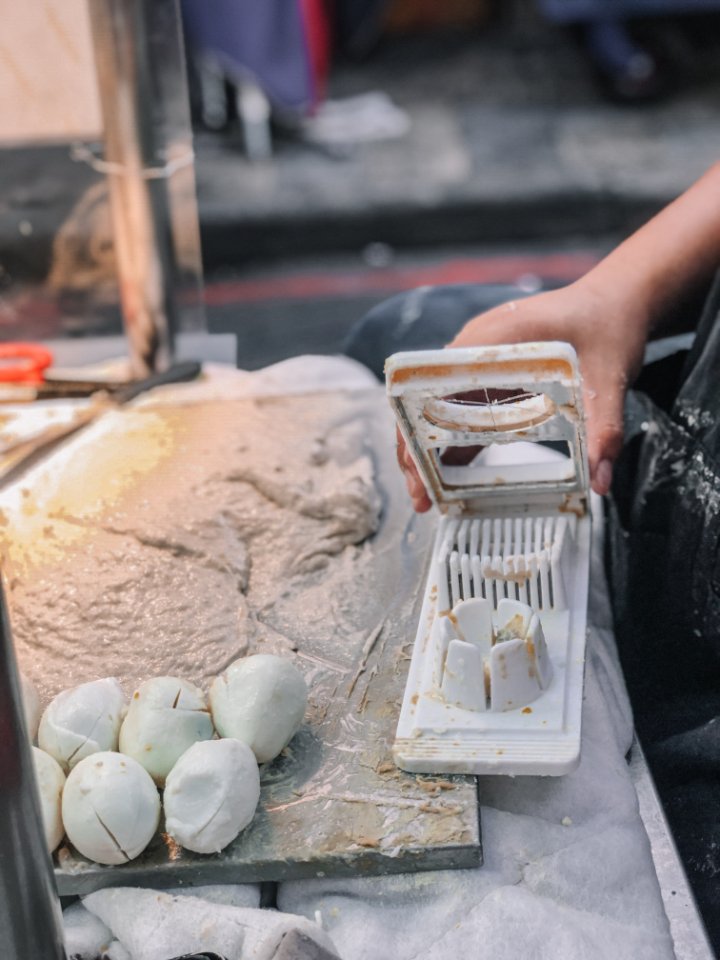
[181, 0, 331, 157]
[180, 0, 413, 155]
[537, 0, 720, 101]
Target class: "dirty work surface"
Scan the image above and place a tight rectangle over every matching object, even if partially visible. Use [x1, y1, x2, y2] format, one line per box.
[1, 387, 481, 892]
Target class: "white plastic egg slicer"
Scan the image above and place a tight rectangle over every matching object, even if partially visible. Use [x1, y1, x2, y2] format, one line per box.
[386, 342, 592, 776]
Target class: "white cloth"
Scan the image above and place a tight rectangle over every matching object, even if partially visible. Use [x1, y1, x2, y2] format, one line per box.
[63, 900, 119, 959]
[65, 887, 338, 960]
[62, 359, 674, 960]
[277, 501, 675, 960]
[135, 355, 379, 408]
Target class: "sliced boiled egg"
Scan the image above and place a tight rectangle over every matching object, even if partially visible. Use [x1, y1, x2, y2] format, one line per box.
[62, 752, 160, 865]
[119, 676, 214, 786]
[209, 655, 307, 764]
[38, 678, 126, 773]
[31, 746, 65, 853]
[164, 738, 260, 854]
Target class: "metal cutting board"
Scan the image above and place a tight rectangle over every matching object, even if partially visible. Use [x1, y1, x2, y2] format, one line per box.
[2, 388, 481, 894]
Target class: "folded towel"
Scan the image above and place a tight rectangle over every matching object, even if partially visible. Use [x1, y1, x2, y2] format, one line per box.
[64, 887, 338, 960]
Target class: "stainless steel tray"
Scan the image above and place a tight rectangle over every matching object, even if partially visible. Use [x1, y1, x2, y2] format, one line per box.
[12, 388, 482, 894]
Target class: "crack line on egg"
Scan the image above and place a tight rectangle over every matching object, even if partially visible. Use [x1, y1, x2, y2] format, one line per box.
[193, 794, 228, 840]
[93, 810, 130, 862]
[64, 704, 108, 767]
[162, 706, 211, 717]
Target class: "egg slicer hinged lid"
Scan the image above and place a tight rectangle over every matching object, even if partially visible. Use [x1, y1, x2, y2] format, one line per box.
[386, 343, 592, 775]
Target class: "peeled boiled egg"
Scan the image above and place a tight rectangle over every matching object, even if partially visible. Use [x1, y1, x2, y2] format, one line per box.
[119, 676, 214, 786]
[62, 752, 160, 865]
[164, 738, 260, 854]
[209, 654, 308, 763]
[38, 678, 126, 773]
[21, 673, 41, 741]
[31, 746, 66, 853]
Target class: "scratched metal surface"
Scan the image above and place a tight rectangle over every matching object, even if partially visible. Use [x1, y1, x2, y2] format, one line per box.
[49, 389, 481, 894]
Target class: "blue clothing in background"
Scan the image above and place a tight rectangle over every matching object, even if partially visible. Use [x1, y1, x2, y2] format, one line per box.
[538, 0, 720, 21]
[181, 0, 313, 113]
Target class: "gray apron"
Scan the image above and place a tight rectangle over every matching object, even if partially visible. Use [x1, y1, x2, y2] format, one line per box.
[607, 278, 720, 945]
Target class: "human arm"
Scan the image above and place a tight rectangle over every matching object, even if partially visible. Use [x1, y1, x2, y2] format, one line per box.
[399, 161, 720, 510]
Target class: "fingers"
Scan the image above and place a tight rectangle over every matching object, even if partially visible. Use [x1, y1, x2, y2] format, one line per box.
[448, 300, 525, 349]
[447, 291, 565, 351]
[582, 364, 626, 497]
[394, 283, 635, 504]
[454, 292, 628, 498]
[396, 428, 432, 513]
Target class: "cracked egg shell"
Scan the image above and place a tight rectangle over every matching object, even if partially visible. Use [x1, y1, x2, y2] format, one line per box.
[61, 752, 160, 865]
[209, 655, 308, 764]
[164, 738, 260, 854]
[21, 673, 41, 741]
[32, 747, 66, 853]
[119, 677, 214, 786]
[38, 678, 126, 773]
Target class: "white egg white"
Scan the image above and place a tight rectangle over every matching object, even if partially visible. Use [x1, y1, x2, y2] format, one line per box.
[62, 752, 160, 865]
[209, 654, 308, 763]
[163, 738, 260, 854]
[119, 676, 214, 785]
[38, 678, 126, 773]
[31, 746, 66, 853]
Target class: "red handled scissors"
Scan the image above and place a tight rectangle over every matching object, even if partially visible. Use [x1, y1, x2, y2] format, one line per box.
[0, 344, 201, 402]
[0, 343, 127, 399]
[0, 343, 54, 385]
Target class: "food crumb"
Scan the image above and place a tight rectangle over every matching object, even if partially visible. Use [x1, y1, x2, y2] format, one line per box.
[418, 779, 441, 794]
[561, 816, 572, 827]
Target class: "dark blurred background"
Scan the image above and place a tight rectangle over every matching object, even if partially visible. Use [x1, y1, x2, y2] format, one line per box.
[2, 0, 720, 366]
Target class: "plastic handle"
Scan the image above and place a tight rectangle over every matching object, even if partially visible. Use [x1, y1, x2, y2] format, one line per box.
[112, 360, 202, 405]
[0, 344, 54, 383]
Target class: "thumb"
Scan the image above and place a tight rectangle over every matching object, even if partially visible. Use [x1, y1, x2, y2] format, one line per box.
[396, 427, 432, 513]
[582, 361, 626, 497]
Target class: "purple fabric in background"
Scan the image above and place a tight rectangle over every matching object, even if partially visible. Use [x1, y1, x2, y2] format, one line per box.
[538, 0, 720, 21]
[181, 0, 313, 113]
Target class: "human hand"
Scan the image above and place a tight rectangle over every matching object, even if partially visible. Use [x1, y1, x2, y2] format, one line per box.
[397, 278, 651, 510]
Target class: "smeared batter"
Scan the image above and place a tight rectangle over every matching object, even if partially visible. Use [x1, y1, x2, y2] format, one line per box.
[1, 393, 381, 700]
